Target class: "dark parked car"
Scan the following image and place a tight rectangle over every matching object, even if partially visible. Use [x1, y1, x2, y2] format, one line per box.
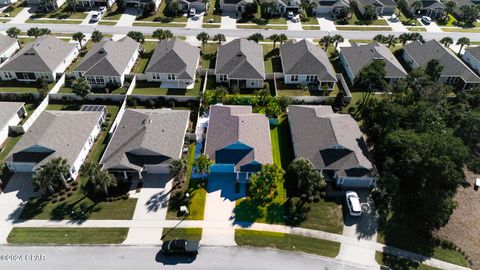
[161, 239, 199, 255]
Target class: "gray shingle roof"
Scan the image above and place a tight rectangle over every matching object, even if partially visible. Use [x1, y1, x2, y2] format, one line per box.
[280, 39, 337, 81]
[0, 102, 24, 130]
[6, 110, 103, 170]
[357, 0, 396, 7]
[465, 46, 480, 60]
[75, 36, 138, 77]
[404, 40, 480, 83]
[100, 109, 190, 171]
[0, 36, 77, 73]
[204, 105, 272, 170]
[341, 42, 407, 79]
[0, 35, 17, 55]
[145, 39, 199, 80]
[316, 0, 349, 7]
[215, 39, 265, 80]
[405, 0, 445, 9]
[287, 105, 374, 177]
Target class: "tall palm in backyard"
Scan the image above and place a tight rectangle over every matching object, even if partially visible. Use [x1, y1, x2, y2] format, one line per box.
[196, 32, 210, 53]
[170, 159, 188, 185]
[92, 171, 117, 196]
[332, 34, 344, 50]
[80, 161, 100, 183]
[193, 154, 213, 180]
[457, 37, 470, 55]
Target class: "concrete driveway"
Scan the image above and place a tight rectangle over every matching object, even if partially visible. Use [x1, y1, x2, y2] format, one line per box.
[220, 12, 237, 29]
[0, 173, 35, 243]
[336, 190, 379, 267]
[186, 13, 204, 29]
[116, 7, 139, 27]
[123, 174, 172, 245]
[201, 174, 245, 246]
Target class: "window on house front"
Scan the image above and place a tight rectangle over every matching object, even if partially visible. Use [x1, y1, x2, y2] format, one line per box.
[306, 75, 317, 82]
[95, 76, 105, 84]
[219, 74, 227, 81]
[168, 74, 176, 80]
[152, 73, 160, 80]
[291, 75, 299, 82]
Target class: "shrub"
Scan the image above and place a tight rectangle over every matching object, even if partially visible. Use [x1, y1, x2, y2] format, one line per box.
[52, 193, 59, 198]
[313, 194, 321, 202]
[72, 186, 78, 191]
[59, 196, 66, 201]
[67, 191, 73, 197]
[59, 190, 66, 195]
[51, 198, 58, 203]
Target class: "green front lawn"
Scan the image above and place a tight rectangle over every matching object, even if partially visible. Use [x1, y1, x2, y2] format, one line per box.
[303, 25, 321, 30]
[397, 9, 421, 26]
[376, 252, 442, 270]
[167, 144, 207, 220]
[8, 227, 129, 244]
[98, 21, 117, 26]
[203, 0, 221, 23]
[335, 8, 388, 26]
[0, 1, 26, 18]
[235, 230, 341, 258]
[29, 4, 87, 19]
[162, 228, 202, 241]
[0, 135, 22, 162]
[132, 77, 203, 96]
[103, 3, 123, 20]
[138, 0, 187, 22]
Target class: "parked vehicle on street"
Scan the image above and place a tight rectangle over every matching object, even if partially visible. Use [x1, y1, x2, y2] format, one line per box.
[421, 16, 432, 25]
[346, 191, 362, 216]
[161, 239, 199, 255]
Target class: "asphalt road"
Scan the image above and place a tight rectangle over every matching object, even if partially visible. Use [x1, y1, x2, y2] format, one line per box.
[1, 23, 479, 41]
[0, 245, 373, 270]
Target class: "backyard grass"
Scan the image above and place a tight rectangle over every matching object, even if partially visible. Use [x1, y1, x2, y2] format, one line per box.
[235, 230, 341, 258]
[0, 80, 55, 93]
[138, 0, 187, 22]
[201, 43, 218, 69]
[335, 26, 392, 31]
[7, 228, 129, 244]
[132, 22, 186, 27]
[161, 228, 202, 241]
[276, 79, 335, 97]
[133, 41, 157, 74]
[375, 252, 442, 270]
[132, 77, 203, 96]
[25, 19, 82, 24]
[167, 144, 207, 221]
[203, 0, 221, 23]
[58, 86, 127, 95]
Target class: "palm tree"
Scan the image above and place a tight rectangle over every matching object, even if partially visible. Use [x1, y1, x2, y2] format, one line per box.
[269, 34, 280, 49]
[373, 34, 386, 43]
[385, 35, 398, 48]
[91, 30, 104, 43]
[33, 157, 71, 196]
[213, 33, 226, 45]
[332, 34, 344, 50]
[39, 0, 51, 12]
[409, 32, 424, 43]
[412, 1, 422, 14]
[170, 159, 188, 184]
[193, 154, 213, 180]
[247, 33, 264, 43]
[445, 0, 456, 16]
[456, 37, 470, 55]
[397, 0, 408, 16]
[398, 33, 411, 45]
[153, 29, 173, 41]
[80, 161, 100, 183]
[196, 32, 210, 52]
[440, 36, 453, 48]
[71, 77, 92, 99]
[278, 34, 287, 46]
[7, 27, 21, 38]
[319, 35, 333, 50]
[32, 168, 56, 196]
[66, 0, 76, 12]
[92, 171, 117, 196]
[73, 32, 85, 49]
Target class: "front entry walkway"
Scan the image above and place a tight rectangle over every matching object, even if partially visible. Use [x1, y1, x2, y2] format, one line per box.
[0, 173, 35, 243]
[201, 174, 245, 246]
[123, 174, 172, 245]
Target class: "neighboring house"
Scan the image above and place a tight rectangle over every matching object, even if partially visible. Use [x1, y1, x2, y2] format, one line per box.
[0, 35, 20, 63]
[124, 0, 160, 9]
[204, 105, 273, 183]
[451, 0, 480, 18]
[403, 40, 480, 90]
[404, 0, 445, 18]
[100, 109, 190, 180]
[340, 42, 407, 84]
[26, 0, 65, 10]
[215, 39, 265, 89]
[5, 107, 105, 179]
[287, 105, 376, 189]
[0, 102, 26, 148]
[174, 0, 207, 12]
[279, 39, 338, 90]
[74, 37, 139, 87]
[0, 0, 19, 5]
[258, 0, 301, 15]
[75, 0, 116, 8]
[220, 0, 254, 14]
[144, 38, 200, 89]
[356, 0, 397, 16]
[463, 46, 480, 75]
[0, 36, 78, 82]
[314, 0, 350, 17]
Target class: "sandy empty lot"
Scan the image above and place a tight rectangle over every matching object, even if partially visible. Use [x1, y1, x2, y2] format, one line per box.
[436, 169, 479, 269]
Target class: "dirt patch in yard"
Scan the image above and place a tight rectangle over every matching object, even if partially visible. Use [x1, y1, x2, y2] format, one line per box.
[436, 168, 479, 269]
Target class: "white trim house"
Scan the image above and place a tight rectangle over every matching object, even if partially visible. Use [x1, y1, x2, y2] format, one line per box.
[0, 102, 26, 148]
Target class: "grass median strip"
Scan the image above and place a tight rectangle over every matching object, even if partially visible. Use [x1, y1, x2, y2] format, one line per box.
[237, 25, 288, 30]
[235, 229, 340, 258]
[7, 228, 129, 244]
[25, 19, 81, 24]
[336, 26, 392, 31]
[375, 252, 442, 270]
[161, 228, 202, 241]
[132, 22, 186, 27]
